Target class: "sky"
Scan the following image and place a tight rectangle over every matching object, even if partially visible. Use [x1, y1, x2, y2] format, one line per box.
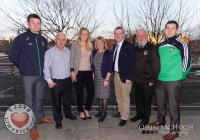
[0, 0, 200, 39]
[0, 0, 114, 39]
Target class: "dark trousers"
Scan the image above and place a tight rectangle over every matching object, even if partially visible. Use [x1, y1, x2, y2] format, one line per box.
[155, 80, 182, 133]
[134, 82, 154, 123]
[21, 75, 46, 129]
[74, 71, 94, 112]
[52, 77, 72, 123]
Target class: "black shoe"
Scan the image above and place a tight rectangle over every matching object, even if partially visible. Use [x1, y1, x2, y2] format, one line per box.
[56, 122, 62, 129]
[130, 115, 143, 122]
[95, 112, 102, 118]
[112, 112, 121, 117]
[80, 116, 86, 120]
[86, 116, 92, 119]
[118, 119, 127, 127]
[84, 110, 92, 119]
[138, 121, 148, 129]
[79, 112, 87, 120]
[65, 114, 77, 120]
[98, 114, 106, 122]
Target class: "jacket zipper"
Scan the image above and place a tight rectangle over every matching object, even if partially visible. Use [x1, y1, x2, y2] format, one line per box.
[35, 35, 42, 76]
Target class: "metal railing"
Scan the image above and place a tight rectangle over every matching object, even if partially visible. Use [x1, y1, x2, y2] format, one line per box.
[0, 63, 17, 102]
[0, 62, 200, 110]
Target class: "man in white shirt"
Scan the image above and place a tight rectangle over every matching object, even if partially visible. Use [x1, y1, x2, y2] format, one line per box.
[43, 33, 77, 129]
[112, 27, 135, 127]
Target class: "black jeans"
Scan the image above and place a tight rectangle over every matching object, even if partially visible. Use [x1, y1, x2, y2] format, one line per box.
[134, 82, 154, 123]
[74, 71, 94, 112]
[52, 77, 72, 123]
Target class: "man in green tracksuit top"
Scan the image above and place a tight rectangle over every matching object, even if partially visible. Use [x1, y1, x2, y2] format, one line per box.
[149, 21, 191, 140]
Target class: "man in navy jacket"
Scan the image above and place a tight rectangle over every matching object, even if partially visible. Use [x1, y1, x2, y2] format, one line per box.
[9, 14, 54, 140]
[112, 27, 135, 127]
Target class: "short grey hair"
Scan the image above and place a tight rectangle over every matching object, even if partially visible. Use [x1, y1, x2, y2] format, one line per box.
[55, 32, 66, 38]
[136, 29, 148, 35]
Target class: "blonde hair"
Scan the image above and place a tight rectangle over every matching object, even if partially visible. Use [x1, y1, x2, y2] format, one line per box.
[77, 28, 92, 51]
[95, 36, 108, 50]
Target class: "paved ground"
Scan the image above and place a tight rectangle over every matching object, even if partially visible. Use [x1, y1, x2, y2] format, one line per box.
[0, 111, 200, 140]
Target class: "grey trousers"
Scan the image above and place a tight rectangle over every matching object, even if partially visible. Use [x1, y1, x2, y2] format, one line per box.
[21, 75, 47, 129]
[155, 80, 182, 133]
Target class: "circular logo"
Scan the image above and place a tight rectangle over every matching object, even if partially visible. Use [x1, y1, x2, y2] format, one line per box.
[4, 104, 35, 134]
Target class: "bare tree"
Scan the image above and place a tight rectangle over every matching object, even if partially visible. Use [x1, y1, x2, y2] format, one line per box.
[0, 30, 6, 40]
[187, 19, 200, 63]
[185, 0, 200, 63]
[111, 0, 137, 43]
[137, 0, 196, 45]
[0, 0, 105, 41]
[112, 0, 136, 34]
[112, 0, 195, 45]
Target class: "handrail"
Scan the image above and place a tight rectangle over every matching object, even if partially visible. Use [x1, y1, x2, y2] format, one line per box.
[0, 63, 15, 66]
[0, 62, 200, 108]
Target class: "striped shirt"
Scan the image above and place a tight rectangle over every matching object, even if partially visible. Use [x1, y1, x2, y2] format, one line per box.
[43, 46, 71, 84]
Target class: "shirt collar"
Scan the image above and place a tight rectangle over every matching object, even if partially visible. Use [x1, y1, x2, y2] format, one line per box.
[55, 45, 66, 51]
[27, 28, 41, 38]
[140, 40, 148, 48]
[117, 39, 124, 47]
[165, 35, 177, 42]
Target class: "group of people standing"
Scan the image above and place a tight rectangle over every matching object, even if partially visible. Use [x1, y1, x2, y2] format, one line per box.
[9, 13, 191, 140]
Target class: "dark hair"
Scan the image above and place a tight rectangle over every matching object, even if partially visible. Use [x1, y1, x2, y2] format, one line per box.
[27, 14, 41, 22]
[114, 27, 124, 34]
[165, 20, 179, 29]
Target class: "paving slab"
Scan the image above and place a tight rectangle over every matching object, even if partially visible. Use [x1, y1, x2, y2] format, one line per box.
[74, 128, 99, 140]
[77, 116, 99, 129]
[0, 115, 199, 140]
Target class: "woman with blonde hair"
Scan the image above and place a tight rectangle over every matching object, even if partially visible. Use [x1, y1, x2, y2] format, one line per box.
[70, 28, 94, 120]
[92, 36, 113, 122]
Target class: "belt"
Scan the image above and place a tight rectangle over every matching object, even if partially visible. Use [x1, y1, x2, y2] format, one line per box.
[115, 71, 119, 73]
[53, 76, 71, 81]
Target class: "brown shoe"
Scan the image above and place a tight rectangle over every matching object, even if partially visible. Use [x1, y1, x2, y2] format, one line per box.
[148, 121, 166, 127]
[162, 132, 179, 140]
[37, 117, 54, 124]
[30, 129, 39, 140]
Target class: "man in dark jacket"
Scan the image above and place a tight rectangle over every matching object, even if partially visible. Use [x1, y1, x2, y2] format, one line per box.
[130, 29, 160, 129]
[112, 27, 135, 127]
[9, 14, 54, 140]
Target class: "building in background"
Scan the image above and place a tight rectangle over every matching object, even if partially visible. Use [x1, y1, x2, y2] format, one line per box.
[0, 39, 9, 54]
